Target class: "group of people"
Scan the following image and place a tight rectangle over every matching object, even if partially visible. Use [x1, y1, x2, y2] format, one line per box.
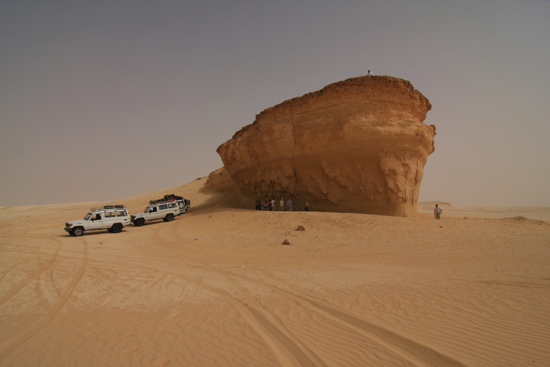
[256, 196, 442, 218]
[255, 197, 309, 212]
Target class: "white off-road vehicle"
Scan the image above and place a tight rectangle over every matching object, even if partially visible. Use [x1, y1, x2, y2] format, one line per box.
[131, 199, 180, 227]
[151, 194, 190, 215]
[64, 205, 131, 236]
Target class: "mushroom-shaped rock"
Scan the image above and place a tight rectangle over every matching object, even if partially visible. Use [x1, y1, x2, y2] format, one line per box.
[212, 76, 436, 217]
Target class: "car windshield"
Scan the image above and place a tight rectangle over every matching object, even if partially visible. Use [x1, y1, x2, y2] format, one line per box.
[84, 213, 92, 220]
[144, 206, 152, 213]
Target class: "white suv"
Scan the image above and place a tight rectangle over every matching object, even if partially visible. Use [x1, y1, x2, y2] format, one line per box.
[152, 194, 190, 215]
[131, 200, 180, 226]
[65, 205, 131, 236]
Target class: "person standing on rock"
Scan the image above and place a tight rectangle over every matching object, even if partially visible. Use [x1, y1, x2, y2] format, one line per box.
[255, 196, 261, 211]
[279, 198, 284, 211]
[434, 204, 442, 219]
[287, 198, 293, 212]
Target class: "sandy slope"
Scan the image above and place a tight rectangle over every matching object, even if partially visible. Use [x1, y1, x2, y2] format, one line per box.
[0, 178, 549, 367]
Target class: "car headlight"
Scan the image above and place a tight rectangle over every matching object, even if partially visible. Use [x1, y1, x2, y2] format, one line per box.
[65, 223, 73, 227]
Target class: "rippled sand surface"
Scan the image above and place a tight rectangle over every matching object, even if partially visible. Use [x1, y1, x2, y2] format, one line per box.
[1, 179, 549, 366]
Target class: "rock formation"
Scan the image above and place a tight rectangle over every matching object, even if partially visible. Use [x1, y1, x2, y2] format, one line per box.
[210, 75, 436, 217]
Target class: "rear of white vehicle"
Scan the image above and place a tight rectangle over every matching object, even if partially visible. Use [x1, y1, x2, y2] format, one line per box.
[64, 205, 131, 236]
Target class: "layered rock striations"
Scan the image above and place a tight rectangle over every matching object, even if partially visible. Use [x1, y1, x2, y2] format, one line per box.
[211, 76, 436, 217]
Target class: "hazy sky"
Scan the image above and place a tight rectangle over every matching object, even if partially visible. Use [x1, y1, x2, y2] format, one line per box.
[1, 0, 549, 207]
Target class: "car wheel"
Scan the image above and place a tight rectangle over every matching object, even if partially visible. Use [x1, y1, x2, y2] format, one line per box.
[111, 223, 123, 233]
[73, 227, 84, 236]
[135, 218, 145, 227]
[165, 214, 174, 222]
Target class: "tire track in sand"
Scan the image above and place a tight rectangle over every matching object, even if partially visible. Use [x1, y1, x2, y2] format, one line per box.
[153, 268, 325, 367]
[140, 234, 430, 366]
[228, 278, 328, 367]
[0, 241, 88, 360]
[142, 233, 329, 365]
[124, 272, 167, 308]
[87, 231, 319, 367]
[149, 234, 466, 367]
[0, 240, 64, 306]
[238, 270, 466, 367]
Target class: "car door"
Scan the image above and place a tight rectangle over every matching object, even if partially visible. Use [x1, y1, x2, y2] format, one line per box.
[89, 212, 103, 230]
[103, 210, 117, 228]
[148, 206, 160, 220]
[158, 204, 169, 218]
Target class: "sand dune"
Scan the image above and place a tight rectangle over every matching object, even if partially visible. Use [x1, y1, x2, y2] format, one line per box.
[0, 178, 549, 366]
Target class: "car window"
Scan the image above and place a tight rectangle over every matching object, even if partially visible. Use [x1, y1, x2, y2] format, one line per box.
[159, 204, 168, 210]
[116, 210, 126, 217]
[84, 213, 92, 220]
[168, 203, 176, 208]
[105, 211, 115, 217]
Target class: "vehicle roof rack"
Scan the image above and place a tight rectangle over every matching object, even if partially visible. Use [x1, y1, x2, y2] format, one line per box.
[149, 194, 185, 205]
[149, 199, 176, 205]
[88, 205, 126, 211]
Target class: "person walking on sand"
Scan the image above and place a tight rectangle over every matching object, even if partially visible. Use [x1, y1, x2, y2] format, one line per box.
[263, 200, 268, 210]
[304, 200, 309, 212]
[434, 204, 442, 219]
[255, 196, 261, 211]
[279, 198, 284, 211]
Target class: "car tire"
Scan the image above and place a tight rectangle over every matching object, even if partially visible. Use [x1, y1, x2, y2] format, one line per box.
[111, 223, 123, 233]
[135, 218, 145, 227]
[164, 214, 174, 222]
[73, 227, 84, 236]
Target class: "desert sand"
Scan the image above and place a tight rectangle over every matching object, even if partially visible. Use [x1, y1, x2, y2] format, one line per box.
[1, 178, 549, 367]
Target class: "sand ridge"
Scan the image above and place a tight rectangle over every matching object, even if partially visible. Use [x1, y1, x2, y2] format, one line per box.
[0, 178, 549, 366]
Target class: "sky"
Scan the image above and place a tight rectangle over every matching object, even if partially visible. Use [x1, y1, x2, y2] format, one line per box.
[1, 0, 549, 207]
